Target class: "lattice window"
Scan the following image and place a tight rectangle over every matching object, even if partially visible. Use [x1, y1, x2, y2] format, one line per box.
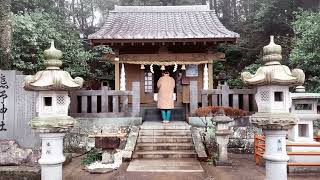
[144, 72, 153, 93]
[57, 95, 65, 105]
[260, 91, 270, 101]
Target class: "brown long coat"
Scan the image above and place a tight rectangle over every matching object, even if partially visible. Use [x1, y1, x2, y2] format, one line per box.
[157, 74, 175, 109]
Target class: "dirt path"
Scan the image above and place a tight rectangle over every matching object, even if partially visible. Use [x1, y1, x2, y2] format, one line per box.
[63, 154, 320, 180]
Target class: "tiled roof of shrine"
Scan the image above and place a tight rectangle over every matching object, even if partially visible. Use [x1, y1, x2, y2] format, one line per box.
[89, 5, 239, 41]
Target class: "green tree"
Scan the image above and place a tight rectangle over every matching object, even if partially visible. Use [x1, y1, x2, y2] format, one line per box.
[11, 12, 91, 77]
[289, 10, 320, 92]
[0, 0, 12, 70]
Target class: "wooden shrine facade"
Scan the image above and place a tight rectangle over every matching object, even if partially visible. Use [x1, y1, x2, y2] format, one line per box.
[89, 5, 239, 109]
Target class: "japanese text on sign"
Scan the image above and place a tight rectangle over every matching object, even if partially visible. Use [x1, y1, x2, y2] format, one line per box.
[0, 74, 8, 131]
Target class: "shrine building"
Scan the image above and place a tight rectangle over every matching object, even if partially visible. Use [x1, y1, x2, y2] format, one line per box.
[88, 5, 239, 120]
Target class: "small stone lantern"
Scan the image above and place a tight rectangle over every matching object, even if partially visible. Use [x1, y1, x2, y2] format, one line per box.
[241, 36, 305, 180]
[24, 41, 84, 180]
[287, 86, 320, 172]
[216, 71, 228, 86]
[213, 110, 233, 166]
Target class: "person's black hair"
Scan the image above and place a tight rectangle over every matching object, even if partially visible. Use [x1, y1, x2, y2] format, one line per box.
[164, 71, 169, 74]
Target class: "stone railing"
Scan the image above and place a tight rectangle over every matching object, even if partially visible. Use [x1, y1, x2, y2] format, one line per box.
[189, 80, 257, 114]
[70, 82, 140, 118]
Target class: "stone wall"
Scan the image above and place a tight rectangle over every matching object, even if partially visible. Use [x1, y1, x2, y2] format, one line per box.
[189, 116, 262, 154]
[0, 70, 39, 149]
[314, 119, 320, 135]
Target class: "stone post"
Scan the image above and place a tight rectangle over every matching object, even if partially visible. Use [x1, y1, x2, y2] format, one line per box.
[24, 41, 84, 180]
[189, 80, 198, 115]
[242, 36, 305, 180]
[213, 110, 233, 166]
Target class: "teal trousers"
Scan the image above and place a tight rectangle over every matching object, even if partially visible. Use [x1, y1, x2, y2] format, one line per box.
[161, 109, 172, 121]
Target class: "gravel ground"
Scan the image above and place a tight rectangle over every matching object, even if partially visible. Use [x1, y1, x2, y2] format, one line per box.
[63, 154, 320, 180]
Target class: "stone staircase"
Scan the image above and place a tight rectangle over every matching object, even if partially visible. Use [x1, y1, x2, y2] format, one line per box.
[133, 122, 198, 159]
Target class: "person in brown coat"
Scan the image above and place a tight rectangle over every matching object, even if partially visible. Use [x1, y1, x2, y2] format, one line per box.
[157, 71, 175, 123]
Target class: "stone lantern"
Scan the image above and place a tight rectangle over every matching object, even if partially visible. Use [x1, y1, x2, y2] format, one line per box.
[241, 36, 305, 180]
[287, 86, 320, 172]
[212, 110, 233, 166]
[216, 71, 228, 86]
[24, 41, 84, 180]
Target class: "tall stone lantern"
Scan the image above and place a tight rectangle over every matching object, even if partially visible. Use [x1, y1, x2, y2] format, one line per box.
[241, 36, 305, 180]
[24, 41, 84, 180]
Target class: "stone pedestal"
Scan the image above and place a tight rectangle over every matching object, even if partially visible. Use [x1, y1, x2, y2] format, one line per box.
[250, 112, 297, 180]
[213, 110, 233, 166]
[38, 133, 65, 180]
[263, 130, 289, 180]
[215, 135, 232, 166]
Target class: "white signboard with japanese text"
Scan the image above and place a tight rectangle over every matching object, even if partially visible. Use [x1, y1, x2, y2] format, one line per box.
[0, 71, 15, 139]
[0, 70, 38, 148]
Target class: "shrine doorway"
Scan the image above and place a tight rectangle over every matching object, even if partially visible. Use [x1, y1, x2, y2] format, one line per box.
[143, 65, 185, 122]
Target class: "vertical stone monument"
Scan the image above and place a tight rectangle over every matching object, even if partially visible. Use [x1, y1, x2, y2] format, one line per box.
[241, 36, 305, 180]
[24, 41, 84, 180]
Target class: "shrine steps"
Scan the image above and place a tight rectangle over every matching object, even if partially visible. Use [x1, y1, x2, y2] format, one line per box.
[133, 121, 198, 159]
[136, 143, 194, 151]
[133, 150, 198, 159]
[138, 136, 192, 143]
[139, 129, 192, 136]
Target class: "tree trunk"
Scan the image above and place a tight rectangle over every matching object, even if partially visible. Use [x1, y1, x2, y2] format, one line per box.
[213, 0, 217, 11]
[0, 0, 11, 70]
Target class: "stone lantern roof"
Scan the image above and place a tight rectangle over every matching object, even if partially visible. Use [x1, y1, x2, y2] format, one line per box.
[241, 36, 305, 86]
[24, 41, 84, 91]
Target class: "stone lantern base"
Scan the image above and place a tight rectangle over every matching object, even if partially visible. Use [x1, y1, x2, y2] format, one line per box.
[215, 133, 232, 166]
[38, 133, 65, 180]
[29, 116, 75, 180]
[250, 112, 298, 180]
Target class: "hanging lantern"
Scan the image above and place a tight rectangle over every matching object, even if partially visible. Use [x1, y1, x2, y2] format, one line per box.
[160, 65, 165, 71]
[140, 64, 145, 69]
[181, 64, 186, 70]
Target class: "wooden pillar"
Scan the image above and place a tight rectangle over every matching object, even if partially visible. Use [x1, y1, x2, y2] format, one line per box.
[208, 63, 213, 89]
[115, 62, 120, 90]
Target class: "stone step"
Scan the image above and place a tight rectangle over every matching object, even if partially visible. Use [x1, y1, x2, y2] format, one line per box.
[138, 136, 193, 143]
[139, 129, 192, 136]
[140, 122, 190, 130]
[136, 143, 195, 151]
[133, 150, 197, 159]
[127, 159, 203, 172]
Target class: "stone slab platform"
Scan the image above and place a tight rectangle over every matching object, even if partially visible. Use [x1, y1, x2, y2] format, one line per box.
[127, 158, 203, 172]
[0, 166, 40, 180]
